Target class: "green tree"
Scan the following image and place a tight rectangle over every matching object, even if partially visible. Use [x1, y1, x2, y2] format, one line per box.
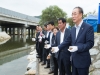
[83, 14, 87, 19]
[83, 10, 97, 18]
[87, 10, 96, 15]
[67, 17, 74, 27]
[39, 5, 67, 25]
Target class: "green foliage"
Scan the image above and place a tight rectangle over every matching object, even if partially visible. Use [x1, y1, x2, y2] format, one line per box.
[83, 14, 87, 19]
[39, 5, 67, 25]
[67, 17, 74, 27]
[87, 10, 96, 15]
[83, 10, 97, 18]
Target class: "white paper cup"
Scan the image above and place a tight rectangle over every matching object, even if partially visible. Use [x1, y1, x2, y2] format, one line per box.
[32, 38, 35, 41]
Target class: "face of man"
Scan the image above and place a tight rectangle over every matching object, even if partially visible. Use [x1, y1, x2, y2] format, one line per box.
[72, 8, 82, 25]
[36, 26, 39, 31]
[38, 26, 42, 31]
[43, 26, 47, 31]
[47, 25, 50, 31]
[58, 20, 66, 31]
[49, 24, 54, 30]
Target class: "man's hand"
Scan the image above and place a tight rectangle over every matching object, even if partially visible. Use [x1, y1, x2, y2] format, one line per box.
[68, 46, 78, 52]
[47, 53, 51, 59]
[32, 38, 36, 41]
[47, 55, 51, 59]
[38, 35, 42, 39]
[42, 34, 45, 38]
[51, 47, 59, 53]
[44, 40, 49, 44]
[44, 44, 51, 49]
[39, 38, 42, 42]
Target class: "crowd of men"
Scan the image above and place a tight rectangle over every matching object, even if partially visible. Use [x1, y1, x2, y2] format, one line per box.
[33, 6, 94, 75]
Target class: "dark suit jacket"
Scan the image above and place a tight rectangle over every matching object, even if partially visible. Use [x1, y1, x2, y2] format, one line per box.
[41, 30, 47, 44]
[58, 22, 94, 68]
[49, 34, 56, 54]
[38, 30, 46, 44]
[44, 31, 51, 44]
[36, 32, 39, 51]
[52, 28, 71, 59]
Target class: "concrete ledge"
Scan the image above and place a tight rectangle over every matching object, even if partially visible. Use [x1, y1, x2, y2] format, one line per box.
[35, 58, 39, 75]
[25, 48, 38, 75]
[25, 69, 36, 75]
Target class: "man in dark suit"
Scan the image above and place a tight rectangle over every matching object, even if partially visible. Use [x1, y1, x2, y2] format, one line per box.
[35, 25, 40, 56]
[44, 23, 52, 68]
[41, 24, 47, 65]
[38, 25, 45, 62]
[52, 18, 72, 75]
[51, 7, 94, 75]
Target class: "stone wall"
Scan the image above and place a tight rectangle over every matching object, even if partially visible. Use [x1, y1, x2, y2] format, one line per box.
[89, 33, 100, 75]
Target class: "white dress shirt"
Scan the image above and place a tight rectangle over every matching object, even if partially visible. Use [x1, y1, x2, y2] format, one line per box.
[50, 32, 53, 45]
[75, 20, 83, 39]
[46, 31, 50, 38]
[60, 29, 65, 44]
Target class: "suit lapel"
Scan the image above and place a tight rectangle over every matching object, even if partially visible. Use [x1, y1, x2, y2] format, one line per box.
[73, 27, 76, 43]
[63, 28, 68, 41]
[63, 29, 66, 41]
[56, 32, 60, 59]
[58, 31, 60, 45]
[75, 22, 84, 42]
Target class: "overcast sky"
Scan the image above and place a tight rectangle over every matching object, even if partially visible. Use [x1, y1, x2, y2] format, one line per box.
[0, 0, 99, 17]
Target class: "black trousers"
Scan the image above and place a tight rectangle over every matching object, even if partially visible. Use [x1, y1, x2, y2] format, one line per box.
[36, 42, 39, 54]
[46, 48, 50, 67]
[58, 53, 72, 75]
[38, 42, 44, 61]
[72, 63, 89, 75]
[53, 56, 58, 75]
[43, 48, 46, 64]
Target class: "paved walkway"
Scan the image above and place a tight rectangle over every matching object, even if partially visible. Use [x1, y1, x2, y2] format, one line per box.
[37, 58, 53, 75]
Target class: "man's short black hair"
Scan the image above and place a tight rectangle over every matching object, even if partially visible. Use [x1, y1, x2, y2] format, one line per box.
[48, 21, 54, 26]
[58, 18, 66, 23]
[44, 23, 47, 28]
[38, 25, 42, 28]
[37, 25, 39, 27]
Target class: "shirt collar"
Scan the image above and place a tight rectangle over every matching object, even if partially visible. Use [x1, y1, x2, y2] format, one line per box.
[47, 31, 50, 33]
[75, 20, 83, 28]
[60, 28, 66, 33]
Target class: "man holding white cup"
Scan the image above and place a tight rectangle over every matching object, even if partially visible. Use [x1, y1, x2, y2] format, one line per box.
[51, 7, 94, 75]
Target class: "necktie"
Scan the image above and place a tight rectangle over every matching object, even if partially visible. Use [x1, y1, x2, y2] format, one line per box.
[40, 31, 42, 36]
[47, 32, 51, 43]
[75, 27, 76, 40]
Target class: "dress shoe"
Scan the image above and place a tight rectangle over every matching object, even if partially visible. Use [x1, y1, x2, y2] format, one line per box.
[39, 60, 42, 63]
[36, 53, 39, 55]
[36, 55, 40, 58]
[44, 66, 50, 69]
[48, 70, 54, 74]
[41, 63, 46, 65]
[27, 67, 31, 71]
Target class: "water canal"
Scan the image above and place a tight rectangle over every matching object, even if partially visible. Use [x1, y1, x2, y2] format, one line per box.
[0, 35, 36, 75]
